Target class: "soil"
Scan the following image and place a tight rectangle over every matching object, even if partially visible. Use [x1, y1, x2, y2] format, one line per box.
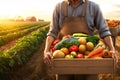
[3, 36, 120, 80]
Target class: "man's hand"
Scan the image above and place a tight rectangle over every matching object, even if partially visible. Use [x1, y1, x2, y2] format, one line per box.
[44, 51, 53, 66]
[110, 50, 118, 64]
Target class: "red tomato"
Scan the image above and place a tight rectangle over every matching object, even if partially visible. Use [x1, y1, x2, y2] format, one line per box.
[68, 45, 79, 52]
[52, 39, 60, 46]
[62, 34, 71, 39]
[52, 47, 56, 52]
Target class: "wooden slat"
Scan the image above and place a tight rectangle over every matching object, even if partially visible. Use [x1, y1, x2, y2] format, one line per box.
[53, 67, 113, 74]
[53, 59, 113, 67]
[52, 58, 114, 74]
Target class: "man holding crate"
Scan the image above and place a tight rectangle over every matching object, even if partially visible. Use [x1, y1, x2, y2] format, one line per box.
[44, 0, 118, 80]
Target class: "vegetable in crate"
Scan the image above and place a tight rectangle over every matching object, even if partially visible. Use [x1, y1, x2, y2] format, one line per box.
[102, 50, 112, 58]
[72, 33, 89, 37]
[53, 50, 65, 58]
[51, 47, 56, 52]
[78, 37, 87, 45]
[94, 40, 107, 49]
[87, 47, 104, 58]
[52, 39, 60, 46]
[55, 36, 80, 50]
[90, 49, 112, 58]
[86, 42, 94, 51]
[76, 53, 84, 58]
[62, 34, 71, 39]
[68, 45, 79, 52]
[86, 36, 100, 46]
[79, 44, 86, 53]
[60, 47, 69, 55]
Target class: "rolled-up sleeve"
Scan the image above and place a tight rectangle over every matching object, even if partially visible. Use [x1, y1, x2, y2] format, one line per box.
[47, 3, 60, 39]
[94, 4, 111, 38]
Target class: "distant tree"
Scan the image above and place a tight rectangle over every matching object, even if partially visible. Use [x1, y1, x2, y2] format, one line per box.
[38, 19, 44, 22]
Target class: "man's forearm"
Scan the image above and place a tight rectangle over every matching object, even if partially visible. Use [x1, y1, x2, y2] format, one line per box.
[44, 36, 55, 53]
[103, 36, 115, 51]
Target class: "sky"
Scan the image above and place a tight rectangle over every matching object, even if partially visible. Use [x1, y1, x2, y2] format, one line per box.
[0, 0, 120, 21]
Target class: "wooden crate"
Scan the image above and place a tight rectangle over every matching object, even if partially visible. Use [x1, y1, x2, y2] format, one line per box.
[52, 58, 114, 74]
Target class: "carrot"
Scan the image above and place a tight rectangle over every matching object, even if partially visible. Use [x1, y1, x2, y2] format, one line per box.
[102, 50, 112, 58]
[88, 47, 104, 58]
[91, 52, 104, 58]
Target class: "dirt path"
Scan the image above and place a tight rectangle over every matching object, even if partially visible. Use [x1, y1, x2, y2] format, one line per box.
[10, 41, 55, 80]
[0, 39, 17, 52]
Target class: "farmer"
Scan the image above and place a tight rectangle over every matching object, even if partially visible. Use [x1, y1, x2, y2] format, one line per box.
[44, 0, 118, 80]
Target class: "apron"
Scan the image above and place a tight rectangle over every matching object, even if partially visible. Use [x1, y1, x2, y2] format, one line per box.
[58, 0, 92, 39]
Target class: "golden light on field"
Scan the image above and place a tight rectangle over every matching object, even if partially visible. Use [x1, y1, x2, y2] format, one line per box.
[0, 0, 119, 21]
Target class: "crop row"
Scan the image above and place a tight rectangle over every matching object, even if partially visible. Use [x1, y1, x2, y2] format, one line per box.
[0, 22, 49, 36]
[0, 25, 49, 78]
[0, 22, 49, 46]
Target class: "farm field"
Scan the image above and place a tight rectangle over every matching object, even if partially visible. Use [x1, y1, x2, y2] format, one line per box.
[0, 21, 50, 80]
[0, 20, 120, 80]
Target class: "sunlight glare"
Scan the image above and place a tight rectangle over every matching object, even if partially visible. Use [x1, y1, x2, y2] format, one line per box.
[0, 0, 27, 19]
[0, 0, 119, 20]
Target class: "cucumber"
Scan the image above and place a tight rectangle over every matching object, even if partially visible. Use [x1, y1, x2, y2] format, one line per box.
[72, 33, 88, 37]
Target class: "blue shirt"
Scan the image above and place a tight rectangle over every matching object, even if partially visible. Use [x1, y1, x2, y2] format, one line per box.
[47, 0, 111, 39]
